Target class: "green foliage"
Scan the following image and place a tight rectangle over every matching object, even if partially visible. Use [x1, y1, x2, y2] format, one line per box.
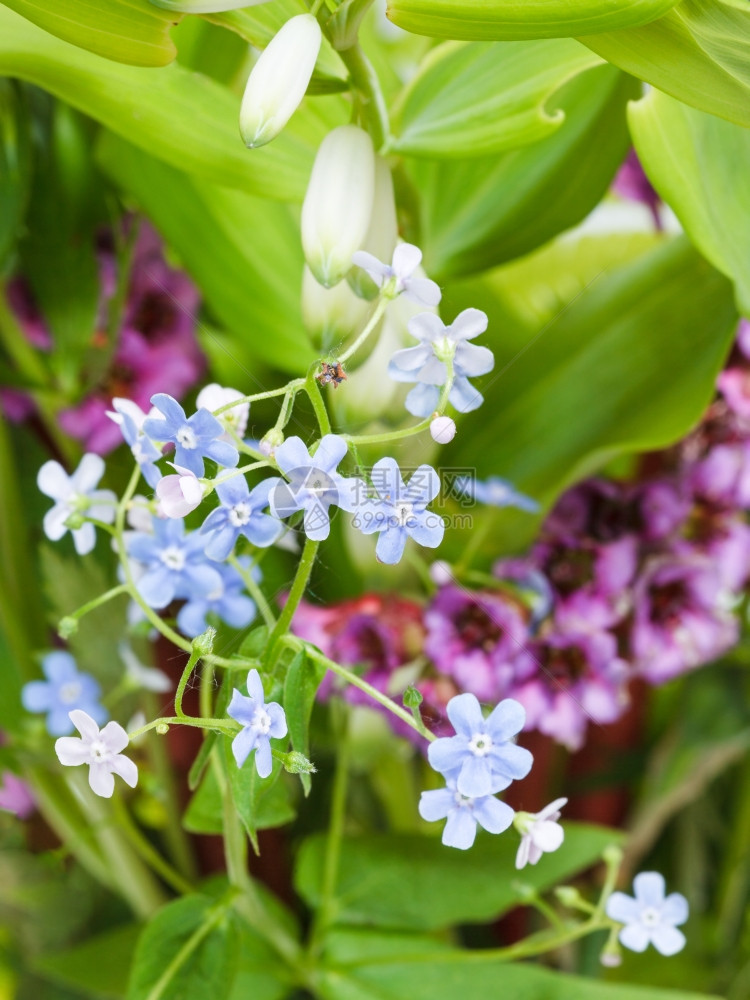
[629, 89, 750, 316]
[33, 923, 140, 998]
[386, 0, 679, 40]
[295, 824, 621, 930]
[2, 0, 179, 67]
[582, 0, 750, 128]
[283, 649, 326, 794]
[445, 239, 737, 555]
[388, 39, 601, 157]
[0, 5, 332, 200]
[0, 79, 31, 275]
[126, 894, 238, 1000]
[96, 133, 317, 375]
[412, 64, 635, 279]
[317, 932, 724, 1000]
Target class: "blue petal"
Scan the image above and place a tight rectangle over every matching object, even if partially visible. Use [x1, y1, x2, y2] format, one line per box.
[180, 564, 223, 600]
[215, 476, 250, 506]
[314, 435, 348, 474]
[442, 808, 477, 850]
[22, 681, 52, 713]
[274, 437, 312, 475]
[353, 502, 388, 535]
[418, 788, 455, 823]
[454, 342, 494, 377]
[173, 446, 204, 477]
[232, 726, 258, 768]
[388, 346, 431, 379]
[254, 738, 272, 778]
[248, 477, 275, 508]
[176, 601, 208, 637]
[473, 795, 514, 835]
[142, 416, 173, 441]
[408, 513, 444, 550]
[405, 383, 440, 418]
[448, 308, 488, 341]
[204, 525, 238, 562]
[42, 651, 78, 684]
[218, 594, 256, 629]
[138, 566, 176, 609]
[375, 526, 408, 564]
[370, 457, 403, 502]
[205, 439, 239, 469]
[228, 689, 256, 726]
[446, 693, 484, 737]
[408, 313, 446, 343]
[449, 377, 483, 414]
[47, 706, 76, 736]
[150, 393, 186, 426]
[404, 465, 440, 504]
[485, 699, 526, 743]
[488, 742, 533, 781]
[457, 756, 493, 798]
[303, 502, 332, 541]
[246, 669, 265, 704]
[427, 735, 469, 776]
[267, 702, 287, 739]
[191, 407, 224, 438]
[243, 514, 281, 548]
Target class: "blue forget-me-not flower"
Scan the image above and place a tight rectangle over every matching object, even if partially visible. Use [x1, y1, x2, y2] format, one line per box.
[107, 398, 163, 489]
[201, 475, 281, 561]
[176, 559, 258, 638]
[143, 394, 239, 477]
[227, 669, 287, 778]
[353, 457, 444, 564]
[455, 475, 539, 513]
[267, 435, 360, 541]
[352, 243, 441, 307]
[388, 308, 494, 418]
[22, 651, 107, 737]
[419, 772, 515, 850]
[428, 692, 533, 798]
[126, 518, 222, 609]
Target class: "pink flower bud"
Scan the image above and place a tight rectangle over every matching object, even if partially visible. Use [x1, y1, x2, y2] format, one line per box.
[155, 465, 203, 519]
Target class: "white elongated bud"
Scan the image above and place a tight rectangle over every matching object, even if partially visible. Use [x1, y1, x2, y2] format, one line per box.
[301, 125, 376, 288]
[348, 157, 398, 300]
[240, 14, 322, 149]
[302, 265, 370, 351]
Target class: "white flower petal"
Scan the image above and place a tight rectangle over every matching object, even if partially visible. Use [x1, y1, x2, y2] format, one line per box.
[55, 736, 90, 766]
[72, 453, 105, 493]
[88, 762, 115, 798]
[69, 710, 101, 742]
[38, 461, 71, 501]
[111, 754, 138, 789]
[531, 819, 564, 853]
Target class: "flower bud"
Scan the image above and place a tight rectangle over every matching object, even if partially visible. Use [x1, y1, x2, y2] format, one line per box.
[58, 616, 78, 639]
[239, 14, 322, 149]
[302, 265, 370, 352]
[429, 560, 454, 586]
[348, 157, 398, 300]
[301, 125, 376, 288]
[192, 627, 216, 657]
[260, 428, 285, 456]
[430, 416, 456, 444]
[156, 465, 204, 519]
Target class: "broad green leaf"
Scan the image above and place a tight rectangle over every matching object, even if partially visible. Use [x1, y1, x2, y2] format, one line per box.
[581, 0, 750, 128]
[388, 38, 601, 157]
[34, 923, 140, 999]
[318, 934, 723, 1000]
[127, 895, 238, 1000]
[97, 132, 316, 374]
[413, 64, 636, 279]
[283, 649, 325, 794]
[153, 0, 269, 10]
[0, 79, 31, 274]
[0, 5, 331, 200]
[295, 823, 621, 930]
[629, 89, 750, 316]
[386, 0, 679, 41]
[443, 239, 737, 557]
[2, 0, 179, 67]
[205, 1, 348, 94]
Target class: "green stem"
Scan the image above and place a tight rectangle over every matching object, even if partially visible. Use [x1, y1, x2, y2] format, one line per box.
[212, 380, 305, 417]
[229, 554, 277, 629]
[338, 43, 390, 152]
[310, 703, 350, 954]
[61, 582, 128, 631]
[305, 367, 331, 436]
[113, 797, 194, 896]
[267, 538, 319, 653]
[338, 295, 388, 365]
[207, 460, 270, 487]
[128, 715, 238, 740]
[175, 645, 204, 719]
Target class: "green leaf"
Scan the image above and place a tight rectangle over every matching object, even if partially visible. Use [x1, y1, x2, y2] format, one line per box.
[127, 894, 238, 1000]
[152, 0, 269, 10]
[34, 923, 140, 999]
[96, 132, 317, 374]
[318, 935, 724, 1000]
[443, 239, 737, 556]
[204, 1, 348, 94]
[2, 0, 179, 66]
[0, 79, 31, 275]
[295, 823, 621, 930]
[283, 649, 325, 795]
[413, 64, 636, 279]
[224, 737, 296, 849]
[629, 89, 750, 316]
[388, 38, 601, 158]
[0, 5, 332, 200]
[386, 0, 680, 41]
[325, 0, 375, 51]
[581, 0, 750, 128]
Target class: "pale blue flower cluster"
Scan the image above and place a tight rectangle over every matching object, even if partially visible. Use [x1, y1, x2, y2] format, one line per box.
[420, 692, 533, 850]
[22, 652, 106, 737]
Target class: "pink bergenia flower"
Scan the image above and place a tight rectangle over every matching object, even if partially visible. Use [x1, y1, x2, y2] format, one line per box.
[0, 771, 35, 819]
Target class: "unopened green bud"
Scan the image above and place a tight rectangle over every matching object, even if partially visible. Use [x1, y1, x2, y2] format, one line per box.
[58, 616, 78, 639]
[600, 926, 623, 968]
[403, 685, 423, 709]
[554, 885, 585, 908]
[239, 14, 322, 148]
[64, 511, 86, 530]
[603, 844, 624, 867]
[260, 428, 285, 456]
[192, 627, 216, 657]
[277, 751, 317, 774]
[302, 125, 376, 288]
[512, 881, 537, 902]
[156, 723, 170, 735]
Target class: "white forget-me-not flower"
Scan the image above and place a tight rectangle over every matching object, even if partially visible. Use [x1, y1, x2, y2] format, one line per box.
[514, 797, 567, 869]
[419, 773, 515, 850]
[353, 457, 444, 564]
[38, 454, 116, 556]
[143, 394, 239, 477]
[227, 669, 287, 778]
[22, 652, 107, 737]
[388, 308, 494, 418]
[55, 710, 138, 798]
[352, 243, 441, 307]
[428, 692, 533, 798]
[606, 872, 688, 956]
[267, 435, 361, 542]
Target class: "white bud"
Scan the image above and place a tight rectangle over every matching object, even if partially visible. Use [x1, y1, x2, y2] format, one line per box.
[240, 14, 322, 149]
[301, 125, 376, 288]
[348, 157, 398, 300]
[430, 416, 456, 444]
[155, 465, 204, 519]
[429, 560, 454, 586]
[301, 265, 369, 351]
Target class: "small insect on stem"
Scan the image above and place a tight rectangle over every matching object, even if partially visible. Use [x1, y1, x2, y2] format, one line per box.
[316, 362, 347, 388]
